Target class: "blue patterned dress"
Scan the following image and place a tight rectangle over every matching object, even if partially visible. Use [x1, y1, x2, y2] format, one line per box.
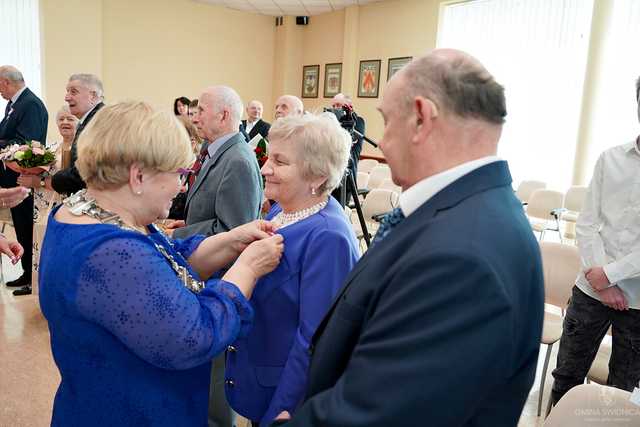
[38, 205, 253, 427]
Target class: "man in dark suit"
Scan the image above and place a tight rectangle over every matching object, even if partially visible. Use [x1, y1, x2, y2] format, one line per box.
[50, 73, 105, 196]
[167, 85, 262, 427]
[240, 100, 270, 141]
[274, 49, 544, 426]
[0, 65, 48, 296]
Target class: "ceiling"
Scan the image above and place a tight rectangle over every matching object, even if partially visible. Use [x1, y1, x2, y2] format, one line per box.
[195, 0, 386, 16]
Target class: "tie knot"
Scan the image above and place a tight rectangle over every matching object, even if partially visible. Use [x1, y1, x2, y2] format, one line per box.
[371, 207, 405, 246]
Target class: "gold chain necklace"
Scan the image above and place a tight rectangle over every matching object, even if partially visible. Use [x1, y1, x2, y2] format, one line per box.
[64, 190, 205, 294]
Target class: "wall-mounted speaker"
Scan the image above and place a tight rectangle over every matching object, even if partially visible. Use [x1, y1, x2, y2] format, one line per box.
[296, 16, 309, 25]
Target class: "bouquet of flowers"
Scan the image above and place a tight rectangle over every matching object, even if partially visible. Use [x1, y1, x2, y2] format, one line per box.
[254, 137, 268, 168]
[0, 141, 56, 175]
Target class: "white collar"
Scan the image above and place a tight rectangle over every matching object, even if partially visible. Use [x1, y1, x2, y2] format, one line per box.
[399, 156, 501, 217]
[79, 103, 99, 124]
[10, 86, 27, 104]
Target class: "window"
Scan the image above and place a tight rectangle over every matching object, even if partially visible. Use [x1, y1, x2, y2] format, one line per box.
[0, 0, 43, 112]
[438, 0, 594, 191]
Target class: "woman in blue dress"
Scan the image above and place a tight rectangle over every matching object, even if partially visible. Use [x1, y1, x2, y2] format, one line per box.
[225, 112, 360, 426]
[38, 101, 284, 427]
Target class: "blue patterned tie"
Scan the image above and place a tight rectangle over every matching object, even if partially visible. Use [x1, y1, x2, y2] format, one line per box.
[372, 207, 405, 246]
[4, 100, 12, 118]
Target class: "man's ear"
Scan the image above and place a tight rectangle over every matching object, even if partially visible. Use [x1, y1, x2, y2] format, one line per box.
[413, 96, 437, 142]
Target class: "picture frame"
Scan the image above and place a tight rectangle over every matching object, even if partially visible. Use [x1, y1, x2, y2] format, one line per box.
[323, 63, 342, 98]
[387, 56, 412, 81]
[357, 59, 381, 98]
[302, 65, 320, 98]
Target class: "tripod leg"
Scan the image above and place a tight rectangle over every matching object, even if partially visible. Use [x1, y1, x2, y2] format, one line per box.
[347, 172, 370, 248]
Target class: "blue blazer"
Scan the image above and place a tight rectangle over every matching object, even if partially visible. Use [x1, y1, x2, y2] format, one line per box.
[277, 161, 545, 427]
[0, 87, 48, 147]
[226, 197, 359, 426]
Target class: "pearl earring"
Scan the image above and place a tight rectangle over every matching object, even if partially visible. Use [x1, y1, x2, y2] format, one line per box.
[311, 187, 316, 195]
[135, 190, 142, 195]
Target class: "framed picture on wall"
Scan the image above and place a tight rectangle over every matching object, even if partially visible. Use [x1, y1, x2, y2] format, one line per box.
[387, 56, 412, 81]
[302, 65, 320, 98]
[323, 63, 342, 98]
[358, 59, 381, 98]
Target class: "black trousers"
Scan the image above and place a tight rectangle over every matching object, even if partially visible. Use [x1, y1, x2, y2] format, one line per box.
[551, 286, 640, 403]
[1, 168, 33, 281]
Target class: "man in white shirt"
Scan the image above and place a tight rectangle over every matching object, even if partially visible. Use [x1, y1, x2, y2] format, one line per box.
[241, 100, 270, 140]
[551, 77, 640, 404]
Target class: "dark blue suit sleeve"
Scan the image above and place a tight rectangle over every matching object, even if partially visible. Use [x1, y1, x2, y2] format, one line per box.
[16, 100, 48, 143]
[260, 229, 357, 426]
[279, 251, 520, 427]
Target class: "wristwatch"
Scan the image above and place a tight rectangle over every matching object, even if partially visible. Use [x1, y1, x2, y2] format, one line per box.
[40, 177, 46, 188]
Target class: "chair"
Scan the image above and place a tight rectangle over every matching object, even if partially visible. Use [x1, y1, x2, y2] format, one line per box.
[515, 180, 546, 204]
[537, 242, 581, 416]
[356, 172, 370, 190]
[379, 179, 402, 194]
[544, 384, 637, 426]
[367, 165, 392, 190]
[558, 185, 587, 240]
[527, 189, 564, 241]
[350, 188, 399, 248]
[357, 158, 379, 174]
[587, 334, 612, 385]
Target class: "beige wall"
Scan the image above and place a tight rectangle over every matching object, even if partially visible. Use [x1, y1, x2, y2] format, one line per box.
[40, 0, 276, 141]
[282, 0, 443, 156]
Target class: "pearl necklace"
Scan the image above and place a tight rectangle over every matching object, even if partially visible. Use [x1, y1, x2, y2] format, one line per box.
[272, 199, 328, 228]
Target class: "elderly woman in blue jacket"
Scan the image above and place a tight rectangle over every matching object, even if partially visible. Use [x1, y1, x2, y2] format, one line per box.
[225, 112, 360, 426]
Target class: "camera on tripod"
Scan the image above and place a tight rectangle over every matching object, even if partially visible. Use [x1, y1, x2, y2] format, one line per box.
[323, 106, 357, 143]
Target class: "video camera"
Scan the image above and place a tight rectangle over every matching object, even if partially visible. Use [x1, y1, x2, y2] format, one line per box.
[323, 105, 357, 141]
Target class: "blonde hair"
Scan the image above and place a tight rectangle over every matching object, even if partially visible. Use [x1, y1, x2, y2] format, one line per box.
[76, 101, 195, 190]
[268, 112, 351, 196]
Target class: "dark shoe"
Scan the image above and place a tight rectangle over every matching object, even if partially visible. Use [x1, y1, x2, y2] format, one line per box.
[6, 275, 28, 288]
[13, 285, 32, 296]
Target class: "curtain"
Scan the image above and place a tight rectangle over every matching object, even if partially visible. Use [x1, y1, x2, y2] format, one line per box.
[583, 0, 640, 177]
[437, 0, 594, 191]
[0, 0, 42, 113]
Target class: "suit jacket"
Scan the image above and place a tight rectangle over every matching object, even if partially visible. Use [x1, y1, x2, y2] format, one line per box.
[241, 119, 271, 140]
[51, 102, 105, 195]
[277, 161, 544, 427]
[0, 87, 48, 187]
[225, 198, 359, 426]
[173, 132, 262, 238]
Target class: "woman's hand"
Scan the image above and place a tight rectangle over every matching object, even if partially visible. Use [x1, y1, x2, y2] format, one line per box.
[223, 234, 284, 298]
[0, 186, 30, 208]
[228, 220, 278, 253]
[0, 236, 23, 264]
[17, 174, 41, 189]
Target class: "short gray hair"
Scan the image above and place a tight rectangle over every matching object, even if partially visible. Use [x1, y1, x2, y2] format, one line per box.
[401, 51, 506, 124]
[0, 66, 24, 83]
[55, 104, 77, 121]
[208, 86, 243, 126]
[69, 73, 104, 99]
[268, 112, 351, 196]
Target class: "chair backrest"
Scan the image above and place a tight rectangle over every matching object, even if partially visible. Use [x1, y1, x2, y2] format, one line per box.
[564, 185, 588, 212]
[540, 242, 581, 308]
[368, 165, 392, 189]
[527, 189, 564, 220]
[544, 384, 637, 427]
[516, 180, 547, 203]
[358, 158, 379, 174]
[362, 189, 398, 219]
[379, 179, 402, 194]
[356, 172, 370, 190]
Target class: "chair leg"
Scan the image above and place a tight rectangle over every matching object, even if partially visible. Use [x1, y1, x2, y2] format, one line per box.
[545, 390, 554, 418]
[537, 342, 554, 417]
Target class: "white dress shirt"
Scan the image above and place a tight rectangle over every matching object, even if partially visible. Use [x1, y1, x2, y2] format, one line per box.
[399, 156, 501, 217]
[245, 119, 258, 135]
[576, 140, 640, 309]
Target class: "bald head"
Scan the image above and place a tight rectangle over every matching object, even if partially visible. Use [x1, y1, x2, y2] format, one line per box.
[331, 93, 352, 109]
[0, 65, 25, 101]
[195, 85, 243, 141]
[275, 95, 303, 119]
[246, 100, 263, 122]
[396, 48, 506, 125]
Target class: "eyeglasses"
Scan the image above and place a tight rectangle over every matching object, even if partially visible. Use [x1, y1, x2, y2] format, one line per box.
[176, 168, 193, 185]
